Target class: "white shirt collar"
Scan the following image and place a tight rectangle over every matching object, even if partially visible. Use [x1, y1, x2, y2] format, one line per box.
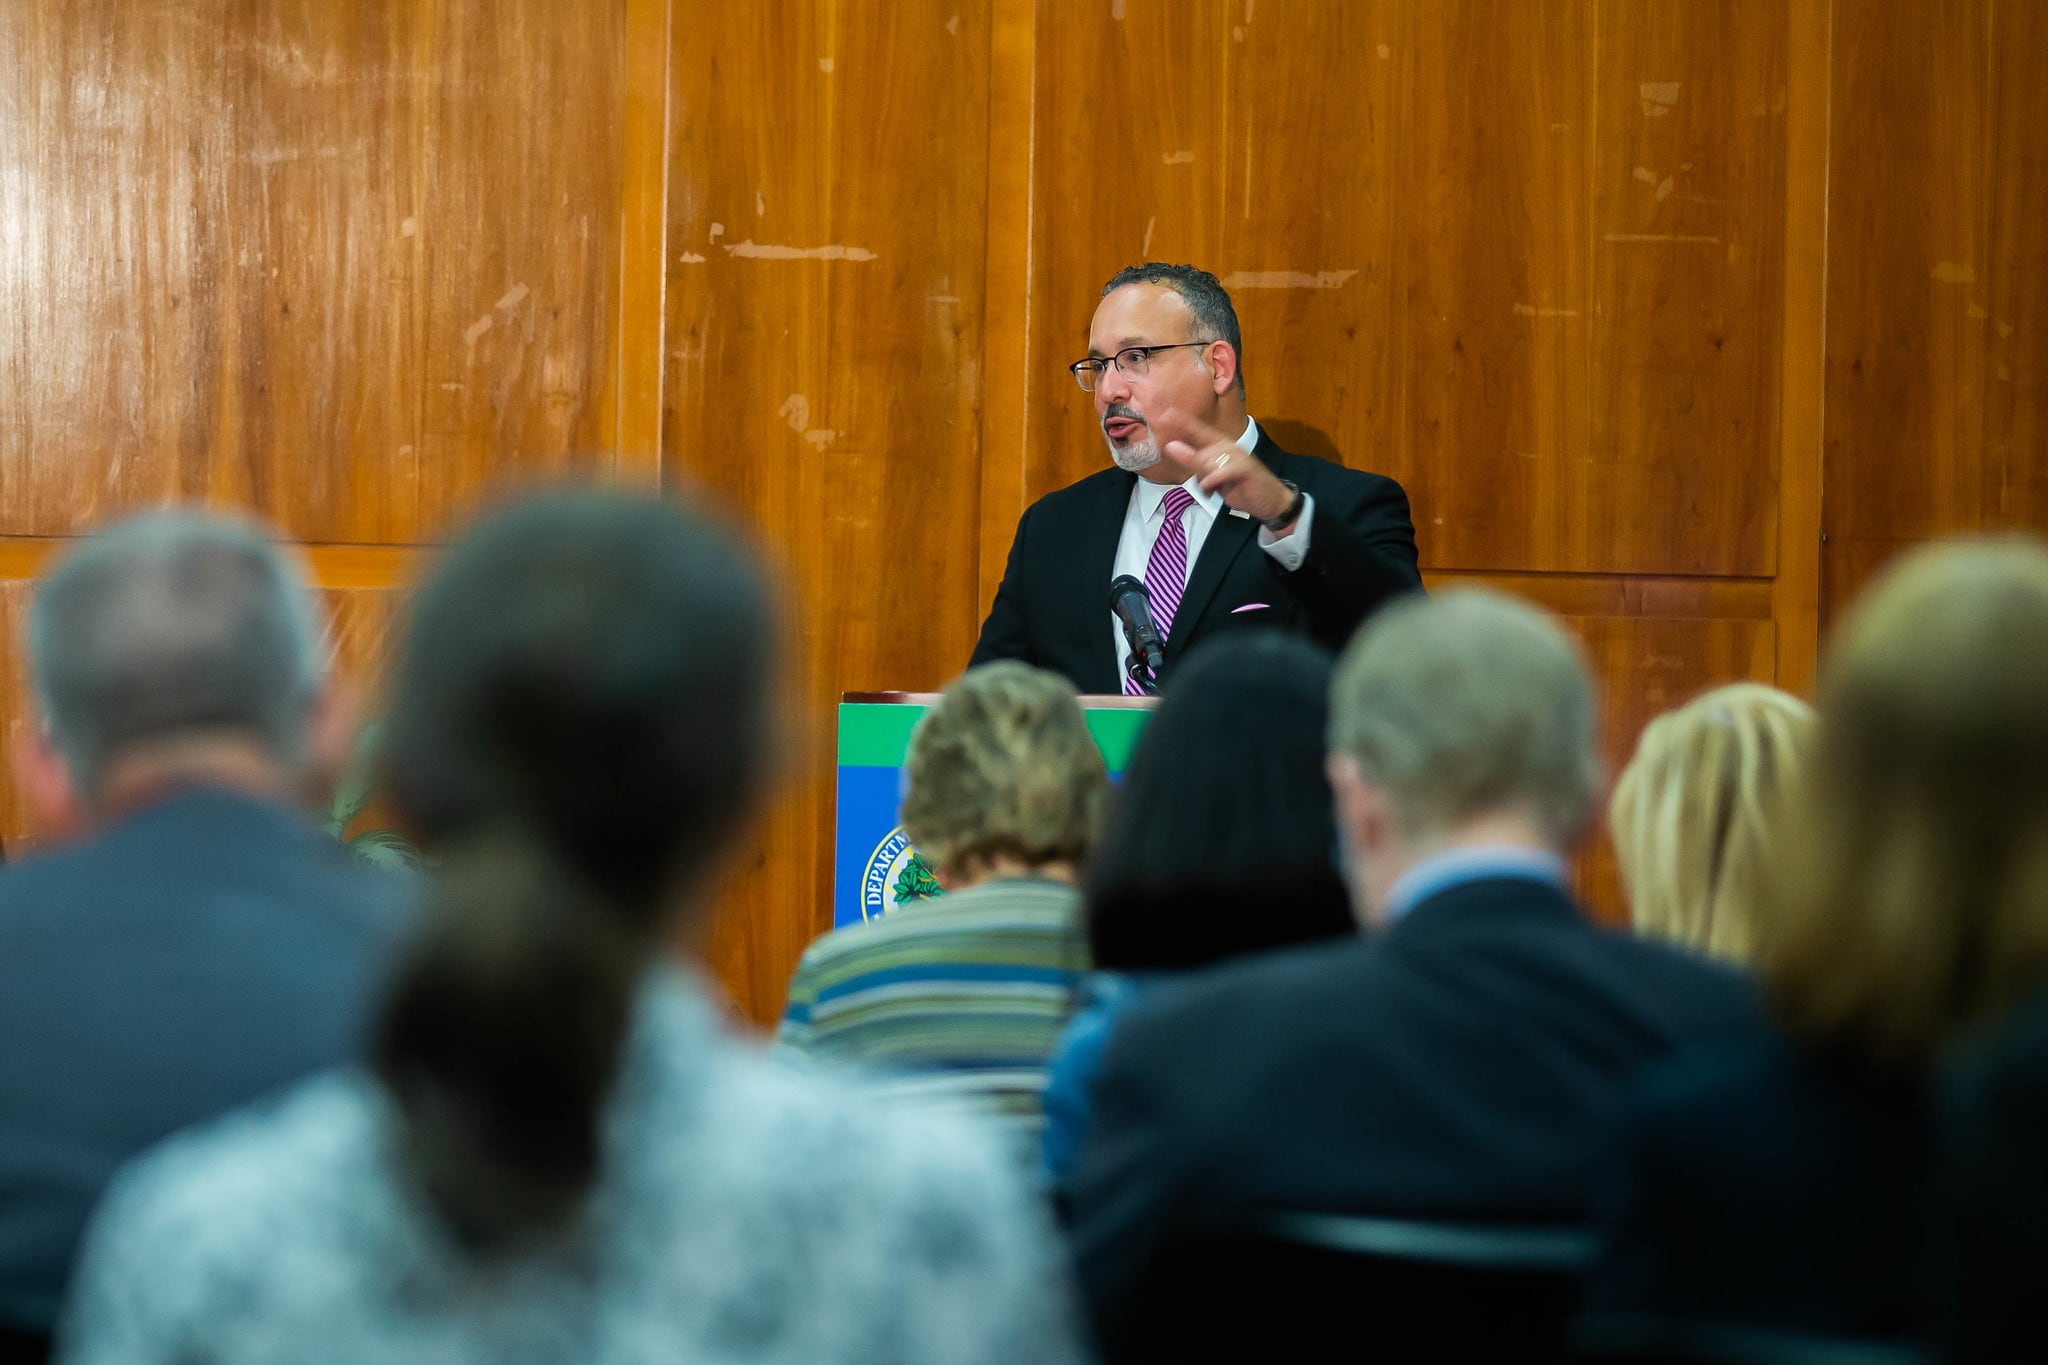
[1134, 416, 1261, 522]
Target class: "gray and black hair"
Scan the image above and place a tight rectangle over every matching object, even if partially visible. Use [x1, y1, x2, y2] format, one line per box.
[1330, 589, 1603, 847]
[29, 511, 325, 789]
[1101, 262, 1245, 395]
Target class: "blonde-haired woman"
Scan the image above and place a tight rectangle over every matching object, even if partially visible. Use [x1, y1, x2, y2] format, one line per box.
[1584, 538, 2048, 1355]
[1609, 683, 1816, 962]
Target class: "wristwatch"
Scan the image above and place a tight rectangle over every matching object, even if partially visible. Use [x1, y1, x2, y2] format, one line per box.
[1261, 480, 1306, 533]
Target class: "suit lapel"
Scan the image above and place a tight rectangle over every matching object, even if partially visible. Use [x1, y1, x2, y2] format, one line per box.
[1171, 435, 1290, 647]
[1172, 507, 1257, 647]
[1077, 470, 1136, 693]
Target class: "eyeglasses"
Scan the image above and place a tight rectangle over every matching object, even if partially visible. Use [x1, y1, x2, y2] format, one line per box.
[1068, 341, 1209, 392]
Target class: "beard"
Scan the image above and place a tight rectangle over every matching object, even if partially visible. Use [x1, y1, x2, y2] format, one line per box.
[1102, 404, 1161, 473]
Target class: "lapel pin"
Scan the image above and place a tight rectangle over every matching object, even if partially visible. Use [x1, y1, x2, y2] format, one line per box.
[1228, 507, 1252, 519]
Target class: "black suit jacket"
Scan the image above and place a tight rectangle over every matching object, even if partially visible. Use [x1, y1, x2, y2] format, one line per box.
[0, 789, 411, 1340]
[969, 429, 1421, 692]
[1583, 1035, 1930, 1347]
[1061, 876, 1758, 1362]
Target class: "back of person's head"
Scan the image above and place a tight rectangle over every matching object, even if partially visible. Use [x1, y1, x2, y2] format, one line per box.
[1610, 683, 1817, 962]
[1086, 632, 1352, 971]
[899, 662, 1108, 887]
[371, 488, 774, 1251]
[1762, 538, 2048, 1074]
[1331, 589, 1600, 844]
[27, 510, 324, 797]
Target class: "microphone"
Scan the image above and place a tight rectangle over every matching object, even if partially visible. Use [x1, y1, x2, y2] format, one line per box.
[1109, 574, 1166, 693]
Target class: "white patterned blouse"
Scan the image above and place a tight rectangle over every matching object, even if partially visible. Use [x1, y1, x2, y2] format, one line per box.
[57, 968, 1087, 1365]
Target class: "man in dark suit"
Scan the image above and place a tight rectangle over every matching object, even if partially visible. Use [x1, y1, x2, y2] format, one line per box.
[1061, 590, 1757, 1361]
[0, 514, 408, 1356]
[970, 263, 1421, 694]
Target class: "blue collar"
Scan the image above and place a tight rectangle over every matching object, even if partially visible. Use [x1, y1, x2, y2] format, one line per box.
[1382, 845, 1570, 923]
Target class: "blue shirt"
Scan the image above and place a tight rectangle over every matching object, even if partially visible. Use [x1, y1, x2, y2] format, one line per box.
[1383, 845, 1570, 923]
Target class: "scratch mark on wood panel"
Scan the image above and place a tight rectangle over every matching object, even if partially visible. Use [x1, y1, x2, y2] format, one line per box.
[1142, 216, 1157, 256]
[724, 241, 878, 261]
[946, 14, 959, 36]
[1997, 320, 2015, 338]
[710, 223, 726, 242]
[679, 251, 707, 264]
[1513, 303, 1580, 318]
[1931, 261, 1975, 284]
[1242, 120, 1254, 217]
[495, 283, 530, 311]
[818, 57, 835, 72]
[400, 217, 417, 238]
[1378, 44, 1391, 59]
[1604, 233, 1720, 244]
[804, 430, 839, 449]
[756, 191, 766, 216]
[463, 315, 493, 348]
[1163, 150, 1195, 164]
[778, 395, 811, 433]
[1640, 83, 1681, 116]
[1967, 303, 1989, 321]
[1222, 270, 1358, 289]
[1110, 0, 1125, 19]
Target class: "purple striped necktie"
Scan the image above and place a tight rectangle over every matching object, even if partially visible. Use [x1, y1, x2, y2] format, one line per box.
[1124, 486, 1197, 695]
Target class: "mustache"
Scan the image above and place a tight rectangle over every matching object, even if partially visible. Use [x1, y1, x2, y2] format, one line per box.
[1102, 404, 1146, 427]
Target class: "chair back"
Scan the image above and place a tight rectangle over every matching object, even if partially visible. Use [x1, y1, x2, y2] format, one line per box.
[1572, 1316, 1929, 1365]
[1137, 1212, 1596, 1364]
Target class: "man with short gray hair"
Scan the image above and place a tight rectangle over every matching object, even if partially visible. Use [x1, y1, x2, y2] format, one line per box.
[1062, 590, 1757, 1361]
[0, 513, 408, 1353]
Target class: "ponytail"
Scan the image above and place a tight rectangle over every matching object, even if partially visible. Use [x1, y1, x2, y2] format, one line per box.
[372, 829, 650, 1251]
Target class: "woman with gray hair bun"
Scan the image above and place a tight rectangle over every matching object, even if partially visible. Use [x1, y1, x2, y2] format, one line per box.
[57, 491, 1084, 1365]
[779, 661, 1107, 1153]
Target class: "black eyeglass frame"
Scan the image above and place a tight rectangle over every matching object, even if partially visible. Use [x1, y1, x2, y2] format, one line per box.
[1067, 341, 1212, 392]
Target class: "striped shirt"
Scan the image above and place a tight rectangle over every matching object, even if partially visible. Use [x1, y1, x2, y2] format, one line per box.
[776, 878, 1090, 1148]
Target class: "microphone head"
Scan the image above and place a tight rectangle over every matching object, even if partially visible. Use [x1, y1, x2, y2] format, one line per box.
[1108, 574, 1147, 610]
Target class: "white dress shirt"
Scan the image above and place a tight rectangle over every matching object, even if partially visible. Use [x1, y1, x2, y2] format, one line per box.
[1108, 415, 1317, 687]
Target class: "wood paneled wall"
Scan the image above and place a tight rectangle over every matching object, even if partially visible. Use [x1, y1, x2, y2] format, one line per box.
[2, 0, 2042, 1023]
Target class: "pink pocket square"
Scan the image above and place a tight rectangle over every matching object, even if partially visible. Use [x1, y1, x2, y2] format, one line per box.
[1230, 603, 1271, 614]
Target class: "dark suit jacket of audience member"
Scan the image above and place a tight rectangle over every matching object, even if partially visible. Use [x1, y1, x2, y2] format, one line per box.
[1061, 873, 1757, 1361]
[0, 788, 410, 1340]
[968, 431, 1421, 694]
[1932, 986, 2048, 1363]
[1585, 1036, 1929, 1347]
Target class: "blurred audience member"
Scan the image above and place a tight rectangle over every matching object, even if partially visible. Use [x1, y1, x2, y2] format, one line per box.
[0, 514, 408, 1359]
[57, 493, 1082, 1365]
[1042, 631, 1352, 1180]
[1063, 591, 1755, 1363]
[778, 662, 1105, 1149]
[1586, 539, 2048, 1354]
[1609, 683, 1816, 962]
[1935, 990, 2048, 1363]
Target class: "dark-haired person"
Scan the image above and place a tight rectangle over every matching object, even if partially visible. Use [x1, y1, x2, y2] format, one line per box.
[1583, 539, 2048, 1357]
[778, 662, 1105, 1153]
[0, 514, 409, 1359]
[1041, 632, 1353, 1180]
[56, 492, 1083, 1365]
[969, 263, 1421, 694]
